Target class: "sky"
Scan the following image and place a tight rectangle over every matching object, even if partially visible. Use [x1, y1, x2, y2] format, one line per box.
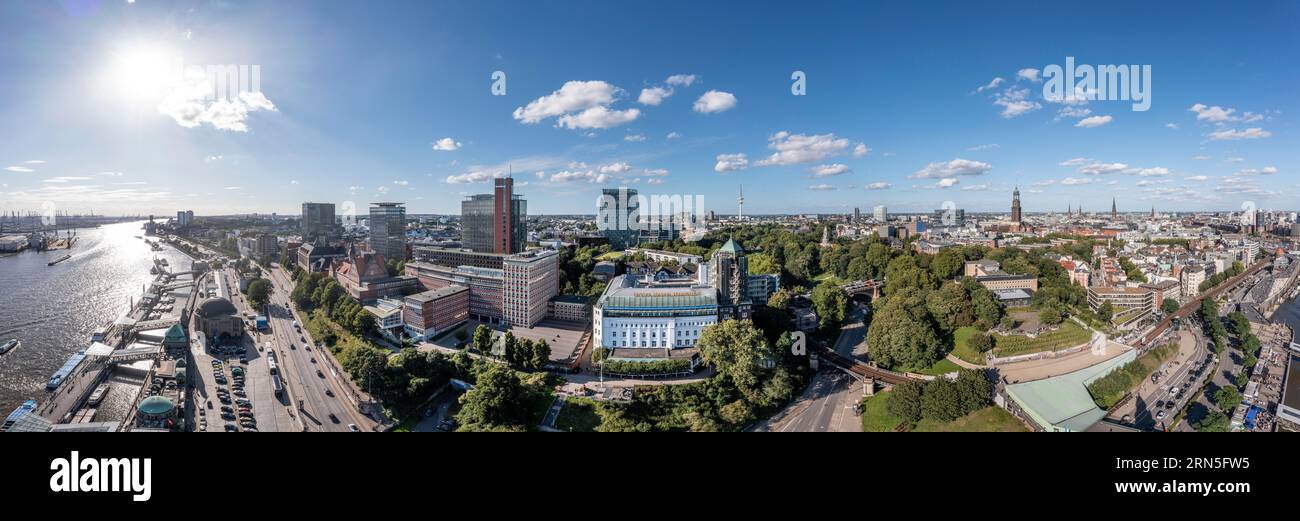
[1, 0, 1297, 217]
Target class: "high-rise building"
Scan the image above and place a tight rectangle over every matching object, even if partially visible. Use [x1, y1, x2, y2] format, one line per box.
[853, 207, 861, 222]
[301, 202, 337, 243]
[873, 205, 888, 221]
[461, 177, 527, 254]
[369, 202, 407, 261]
[1111, 197, 1118, 221]
[598, 187, 640, 250]
[176, 210, 194, 227]
[710, 238, 752, 321]
[1011, 186, 1022, 223]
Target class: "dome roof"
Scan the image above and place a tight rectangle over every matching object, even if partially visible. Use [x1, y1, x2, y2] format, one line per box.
[137, 396, 175, 415]
[196, 297, 238, 318]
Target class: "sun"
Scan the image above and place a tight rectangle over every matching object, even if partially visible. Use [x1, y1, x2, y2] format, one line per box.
[107, 43, 182, 102]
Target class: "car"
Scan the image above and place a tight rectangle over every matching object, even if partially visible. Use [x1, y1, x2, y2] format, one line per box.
[199, 409, 206, 417]
[348, 424, 359, 432]
[325, 389, 334, 397]
[328, 413, 339, 424]
[317, 370, 324, 378]
[239, 357, 247, 364]
[221, 406, 233, 413]
[290, 344, 296, 350]
[305, 345, 311, 352]
[310, 357, 316, 364]
[221, 413, 236, 421]
[1156, 411, 1167, 420]
[224, 424, 238, 432]
[206, 401, 213, 409]
[1155, 400, 1164, 409]
[1164, 401, 1175, 409]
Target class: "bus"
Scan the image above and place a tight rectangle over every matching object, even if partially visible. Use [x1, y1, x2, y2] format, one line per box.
[267, 351, 279, 376]
[271, 375, 283, 397]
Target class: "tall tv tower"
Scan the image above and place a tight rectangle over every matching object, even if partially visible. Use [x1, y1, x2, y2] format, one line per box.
[737, 184, 744, 220]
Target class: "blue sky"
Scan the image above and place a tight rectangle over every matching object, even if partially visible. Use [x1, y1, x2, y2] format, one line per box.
[1, 0, 1297, 216]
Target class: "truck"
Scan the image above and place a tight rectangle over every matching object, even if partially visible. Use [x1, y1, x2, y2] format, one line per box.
[255, 315, 269, 331]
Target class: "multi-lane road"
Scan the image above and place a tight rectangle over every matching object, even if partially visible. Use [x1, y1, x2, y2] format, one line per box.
[262, 264, 375, 432]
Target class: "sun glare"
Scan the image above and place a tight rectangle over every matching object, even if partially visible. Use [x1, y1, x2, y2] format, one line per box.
[108, 43, 182, 102]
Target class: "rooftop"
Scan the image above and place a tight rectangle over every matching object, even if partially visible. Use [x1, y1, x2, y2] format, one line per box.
[1004, 348, 1137, 432]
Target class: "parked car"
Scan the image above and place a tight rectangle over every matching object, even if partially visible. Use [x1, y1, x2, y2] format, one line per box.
[328, 413, 339, 424]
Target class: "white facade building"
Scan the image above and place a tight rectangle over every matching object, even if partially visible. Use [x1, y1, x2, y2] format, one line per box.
[593, 274, 718, 351]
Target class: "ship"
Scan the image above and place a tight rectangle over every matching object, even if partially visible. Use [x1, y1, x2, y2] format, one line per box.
[47, 254, 72, 266]
[47, 350, 87, 390]
[87, 384, 109, 406]
[0, 339, 19, 355]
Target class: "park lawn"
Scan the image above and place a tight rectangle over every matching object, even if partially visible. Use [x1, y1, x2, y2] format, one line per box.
[913, 406, 1028, 432]
[910, 357, 962, 376]
[596, 251, 625, 261]
[951, 326, 987, 365]
[814, 272, 842, 285]
[991, 320, 1092, 357]
[860, 391, 902, 432]
[555, 397, 603, 432]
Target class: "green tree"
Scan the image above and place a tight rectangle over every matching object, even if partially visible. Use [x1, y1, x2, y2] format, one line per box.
[531, 339, 551, 370]
[696, 320, 774, 401]
[811, 282, 850, 331]
[1195, 410, 1230, 432]
[866, 287, 945, 370]
[1039, 305, 1063, 326]
[925, 283, 974, 333]
[1161, 298, 1179, 314]
[245, 278, 272, 311]
[456, 364, 536, 431]
[1214, 386, 1241, 412]
[920, 377, 962, 422]
[1097, 301, 1114, 323]
[953, 369, 993, 415]
[472, 325, 494, 354]
[968, 332, 994, 353]
[766, 288, 792, 310]
[886, 381, 924, 424]
[930, 248, 966, 280]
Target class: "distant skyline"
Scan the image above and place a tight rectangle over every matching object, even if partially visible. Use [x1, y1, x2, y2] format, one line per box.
[1, 1, 1297, 216]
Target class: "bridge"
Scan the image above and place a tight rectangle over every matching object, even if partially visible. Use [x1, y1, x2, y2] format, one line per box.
[814, 347, 918, 385]
[1137, 257, 1272, 347]
[841, 279, 883, 299]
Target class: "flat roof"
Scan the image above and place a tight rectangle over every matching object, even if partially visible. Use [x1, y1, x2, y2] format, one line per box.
[1005, 349, 1137, 432]
[406, 285, 469, 302]
[1282, 355, 1300, 411]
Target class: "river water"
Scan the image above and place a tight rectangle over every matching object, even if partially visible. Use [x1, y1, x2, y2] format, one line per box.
[0, 221, 193, 414]
[1271, 292, 1300, 343]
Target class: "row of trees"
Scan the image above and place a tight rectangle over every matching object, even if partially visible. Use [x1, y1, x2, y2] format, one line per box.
[244, 277, 272, 311]
[290, 270, 377, 338]
[886, 369, 994, 425]
[1198, 261, 1245, 294]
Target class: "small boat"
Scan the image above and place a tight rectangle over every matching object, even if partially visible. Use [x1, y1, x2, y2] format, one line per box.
[47, 254, 72, 266]
[0, 339, 18, 355]
[87, 385, 108, 406]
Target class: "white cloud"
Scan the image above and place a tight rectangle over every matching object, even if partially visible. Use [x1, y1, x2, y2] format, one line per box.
[25, 160, 45, 164]
[223, 186, 242, 190]
[1059, 157, 1092, 167]
[1207, 127, 1271, 141]
[42, 176, 93, 183]
[853, 143, 870, 158]
[1236, 166, 1279, 175]
[1192, 155, 1211, 161]
[446, 170, 501, 184]
[1075, 115, 1113, 128]
[809, 164, 851, 177]
[290, 180, 300, 185]
[513, 80, 621, 124]
[557, 106, 641, 130]
[961, 184, 991, 191]
[5, 166, 34, 172]
[693, 90, 737, 114]
[665, 74, 697, 87]
[755, 131, 856, 166]
[1224, 157, 1245, 163]
[376, 186, 389, 194]
[155, 71, 279, 131]
[643, 168, 669, 177]
[714, 153, 749, 173]
[966, 144, 999, 151]
[393, 180, 409, 186]
[910, 158, 992, 179]
[994, 86, 1040, 118]
[535, 171, 546, 180]
[935, 178, 960, 189]
[865, 182, 891, 190]
[1031, 180, 1056, 187]
[1077, 162, 1129, 175]
[432, 137, 462, 151]
[1188, 103, 1236, 123]
[975, 77, 1004, 93]
[666, 132, 681, 140]
[646, 178, 665, 185]
[550, 169, 611, 184]
[1130, 167, 1171, 177]
[598, 162, 632, 174]
[1165, 123, 1178, 129]
[1061, 177, 1092, 186]
[98, 171, 123, 177]
[1016, 68, 1041, 82]
[807, 184, 835, 191]
[638, 86, 672, 106]
[1185, 175, 1209, 182]
[624, 134, 646, 142]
